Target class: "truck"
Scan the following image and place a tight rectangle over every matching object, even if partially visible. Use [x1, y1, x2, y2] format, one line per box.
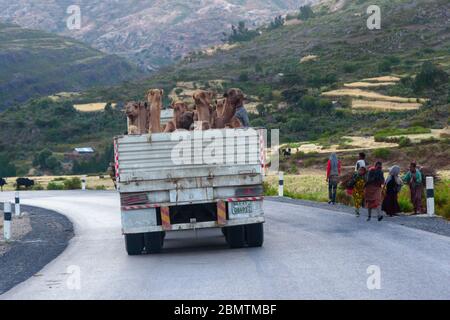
[114, 127, 266, 255]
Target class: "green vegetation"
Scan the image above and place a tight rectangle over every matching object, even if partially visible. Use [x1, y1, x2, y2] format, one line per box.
[47, 177, 82, 190]
[223, 21, 259, 44]
[374, 127, 432, 141]
[0, 23, 141, 111]
[0, 0, 449, 176]
[0, 98, 125, 176]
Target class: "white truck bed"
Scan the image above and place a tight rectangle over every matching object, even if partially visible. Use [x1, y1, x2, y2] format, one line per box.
[114, 128, 265, 234]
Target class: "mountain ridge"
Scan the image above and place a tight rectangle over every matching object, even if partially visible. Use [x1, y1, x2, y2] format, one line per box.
[0, 0, 318, 70]
[0, 22, 142, 110]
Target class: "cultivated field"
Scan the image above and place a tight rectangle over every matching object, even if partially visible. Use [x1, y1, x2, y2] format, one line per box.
[344, 82, 396, 88]
[352, 99, 422, 111]
[74, 103, 116, 112]
[322, 88, 426, 103]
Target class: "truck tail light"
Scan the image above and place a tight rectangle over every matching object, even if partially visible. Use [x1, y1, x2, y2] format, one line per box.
[120, 192, 148, 206]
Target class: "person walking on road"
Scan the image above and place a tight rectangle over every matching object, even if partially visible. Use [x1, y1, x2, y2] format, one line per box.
[326, 153, 341, 205]
[403, 162, 424, 214]
[348, 166, 367, 217]
[355, 152, 367, 171]
[365, 162, 385, 222]
[382, 165, 403, 217]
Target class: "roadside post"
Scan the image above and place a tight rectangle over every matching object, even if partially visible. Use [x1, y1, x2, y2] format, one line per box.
[3, 202, 12, 241]
[82, 176, 86, 191]
[426, 176, 435, 217]
[278, 172, 284, 197]
[15, 191, 21, 217]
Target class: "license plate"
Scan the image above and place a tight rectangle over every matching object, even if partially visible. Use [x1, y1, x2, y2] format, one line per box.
[230, 201, 253, 216]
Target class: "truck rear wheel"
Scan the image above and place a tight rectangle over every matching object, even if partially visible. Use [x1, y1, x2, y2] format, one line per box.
[145, 232, 164, 254]
[226, 226, 245, 248]
[125, 233, 145, 256]
[221, 227, 227, 237]
[246, 223, 264, 247]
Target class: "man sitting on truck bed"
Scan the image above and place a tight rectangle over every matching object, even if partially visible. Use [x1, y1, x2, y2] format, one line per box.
[224, 88, 249, 128]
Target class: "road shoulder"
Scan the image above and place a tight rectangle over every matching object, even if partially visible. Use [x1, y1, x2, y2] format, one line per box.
[267, 197, 450, 238]
[0, 204, 74, 295]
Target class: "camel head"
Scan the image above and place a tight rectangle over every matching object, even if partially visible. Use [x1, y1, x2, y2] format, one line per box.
[193, 90, 214, 108]
[179, 112, 194, 130]
[171, 101, 189, 115]
[215, 99, 226, 117]
[125, 101, 141, 119]
[147, 89, 164, 105]
[224, 88, 244, 109]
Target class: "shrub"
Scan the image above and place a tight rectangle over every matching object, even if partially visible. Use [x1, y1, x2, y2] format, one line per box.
[263, 181, 277, 196]
[398, 136, 412, 147]
[47, 181, 65, 190]
[95, 185, 107, 190]
[398, 196, 414, 213]
[63, 177, 82, 190]
[373, 148, 391, 160]
[31, 183, 45, 191]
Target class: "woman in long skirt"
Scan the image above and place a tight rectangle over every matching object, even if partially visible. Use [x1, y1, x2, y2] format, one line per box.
[349, 166, 367, 217]
[365, 162, 385, 221]
[382, 165, 402, 216]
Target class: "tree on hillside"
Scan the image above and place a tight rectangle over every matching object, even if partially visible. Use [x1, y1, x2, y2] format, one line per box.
[33, 149, 60, 171]
[298, 5, 315, 21]
[414, 62, 449, 92]
[268, 15, 285, 30]
[223, 21, 259, 44]
[0, 155, 16, 177]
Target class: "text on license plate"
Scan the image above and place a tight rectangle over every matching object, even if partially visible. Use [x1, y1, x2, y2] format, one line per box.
[231, 201, 253, 215]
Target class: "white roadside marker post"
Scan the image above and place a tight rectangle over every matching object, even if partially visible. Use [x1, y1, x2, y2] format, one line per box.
[82, 176, 86, 191]
[15, 191, 21, 217]
[426, 176, 435, 217]
[3, 202, 12, 241]
[278, 172, 284, 197]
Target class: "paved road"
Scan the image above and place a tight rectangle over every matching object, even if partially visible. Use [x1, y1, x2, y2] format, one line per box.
[0, 191, 449, 300]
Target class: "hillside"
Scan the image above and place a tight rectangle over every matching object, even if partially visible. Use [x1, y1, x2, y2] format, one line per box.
[83, 0, 449, 141]
[0, 23, 141, 110]
[0, 0, 449, 177]
[0, 0, 316, 70]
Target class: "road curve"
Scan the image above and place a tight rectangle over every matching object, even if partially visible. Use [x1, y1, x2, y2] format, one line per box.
[0, 191, 449, 300]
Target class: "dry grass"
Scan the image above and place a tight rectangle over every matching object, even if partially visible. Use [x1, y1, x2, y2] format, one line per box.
[74, 103, 116, 112]
[2, 175, 115, 191]
[344, 82, 396, 88]
[361, 76, 401, 82]
[322, 88, 427, 103]
[265, 169, 328, 202]
[352, 99, 421, 111]
[300, 55, 319, 63]
[290, 136, 398, 154]
[204, 43, 238, 56]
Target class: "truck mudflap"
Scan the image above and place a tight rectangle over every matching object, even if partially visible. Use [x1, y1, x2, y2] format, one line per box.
[121, 197, 264, 234]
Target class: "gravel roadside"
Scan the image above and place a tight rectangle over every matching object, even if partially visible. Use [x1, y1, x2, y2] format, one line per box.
[0, 204, 73, 295]
[0, 214, 32, 256]
[268, 196, 450, 238]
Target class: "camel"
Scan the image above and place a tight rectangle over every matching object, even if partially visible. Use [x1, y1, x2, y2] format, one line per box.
[192, 90, 215, 130]
[147, 89, 164, 133]
[164, 101, 189, 133]
[125, 101, 148, 135]
[213, 88, 244, 129]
